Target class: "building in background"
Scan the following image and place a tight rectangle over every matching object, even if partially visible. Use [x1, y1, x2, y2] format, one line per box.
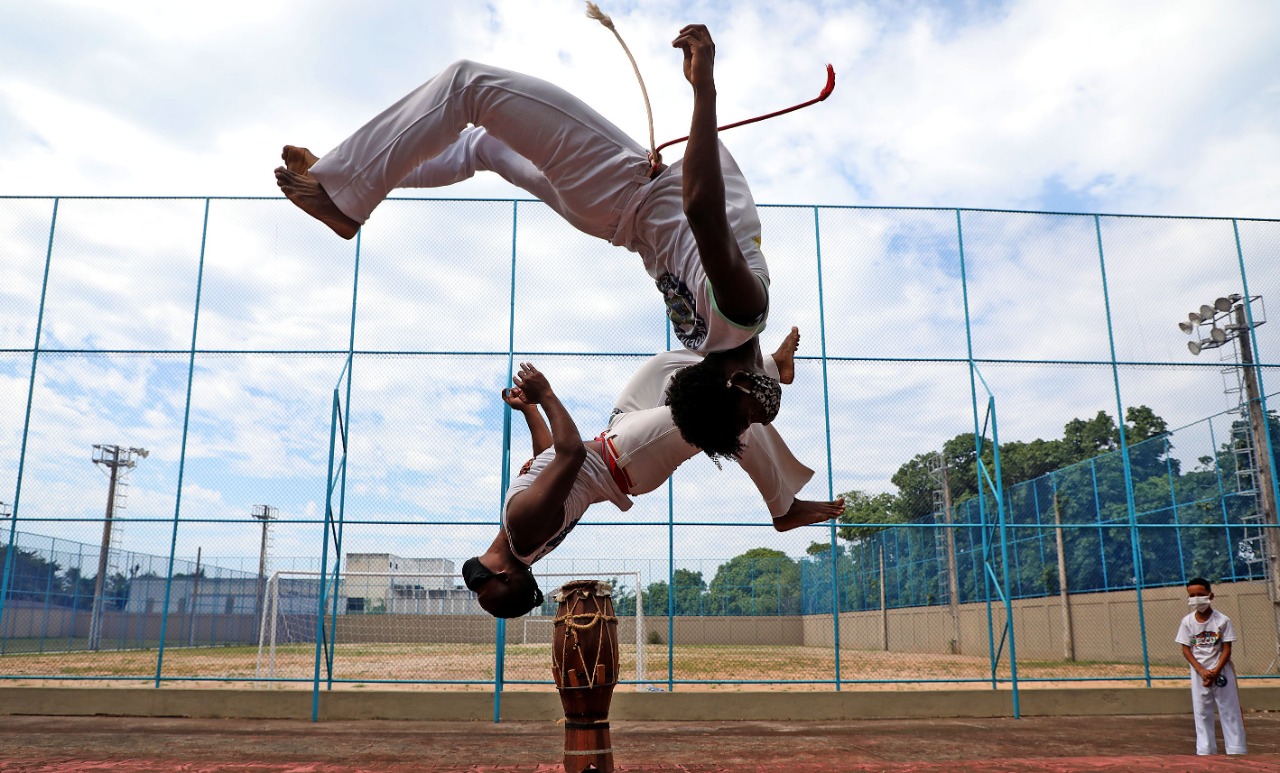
[343, 554, 481, 614]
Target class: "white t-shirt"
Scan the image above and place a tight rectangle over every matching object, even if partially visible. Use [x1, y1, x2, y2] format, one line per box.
[1176, 608, 1237, 670]
[502, 445, 632, 566]
[615, 143, 770, 354]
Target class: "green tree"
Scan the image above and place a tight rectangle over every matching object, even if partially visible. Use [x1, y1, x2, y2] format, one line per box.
[706, 548, 800, 615]
[0, 548, 61, 604]
[834, 490, 899, 543]
[642, 569, 707, 616]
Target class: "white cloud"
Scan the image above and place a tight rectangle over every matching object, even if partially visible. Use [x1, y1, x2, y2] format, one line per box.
[2, 1, 1278, 573]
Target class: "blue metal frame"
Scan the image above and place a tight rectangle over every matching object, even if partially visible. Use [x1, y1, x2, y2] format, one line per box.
[1094, 215, 1152, 685]
[1, 197, 1279, 720]
[155, 198, 211, 686]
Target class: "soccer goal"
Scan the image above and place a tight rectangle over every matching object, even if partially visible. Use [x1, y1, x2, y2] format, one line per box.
[254, 569, 649, 689]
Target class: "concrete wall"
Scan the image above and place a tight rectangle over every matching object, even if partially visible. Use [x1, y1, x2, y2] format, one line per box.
[2, 685, 1279, 722]
[801, 579, 1278, 673]
[639, 616, 805, 647]
[0, 601, 76, 640]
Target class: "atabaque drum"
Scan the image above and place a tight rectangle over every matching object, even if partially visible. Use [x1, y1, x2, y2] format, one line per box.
[551, 579, 619, 773]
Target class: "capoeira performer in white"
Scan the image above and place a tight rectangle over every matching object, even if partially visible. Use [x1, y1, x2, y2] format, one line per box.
[276, 24, 841, 617]
[275, 24, 772, 358]
[461, 328, 844, 619]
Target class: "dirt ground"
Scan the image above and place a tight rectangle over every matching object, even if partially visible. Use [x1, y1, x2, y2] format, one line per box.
[0, 713, 1277, 772]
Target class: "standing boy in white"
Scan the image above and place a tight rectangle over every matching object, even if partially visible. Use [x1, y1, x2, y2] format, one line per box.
[1176, 576, 1247, 755]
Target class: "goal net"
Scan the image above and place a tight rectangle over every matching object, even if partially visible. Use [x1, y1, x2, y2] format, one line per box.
[254, 570, 649, 690]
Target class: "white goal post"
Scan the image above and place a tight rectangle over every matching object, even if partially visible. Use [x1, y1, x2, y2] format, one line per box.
[254, 569, 648, 689]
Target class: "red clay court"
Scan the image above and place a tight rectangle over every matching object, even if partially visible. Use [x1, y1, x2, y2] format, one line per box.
[1, 714, 1277, 772]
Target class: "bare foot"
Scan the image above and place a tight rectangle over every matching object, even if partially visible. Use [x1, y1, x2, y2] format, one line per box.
[274, 166, 360, 240]
[773, 497, 845, 532]
[770, 326, 800, 385]
[282, 145, 320, 174]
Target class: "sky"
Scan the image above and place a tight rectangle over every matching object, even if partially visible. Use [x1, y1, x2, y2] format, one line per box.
[2, 0, 1278, 216]
[1, 1, 1279, 580]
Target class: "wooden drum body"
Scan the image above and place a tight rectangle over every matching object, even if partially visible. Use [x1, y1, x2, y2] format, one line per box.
[551, 580, 619, 773]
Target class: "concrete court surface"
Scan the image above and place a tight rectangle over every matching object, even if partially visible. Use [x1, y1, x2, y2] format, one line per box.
[0, 714, 1278, 772]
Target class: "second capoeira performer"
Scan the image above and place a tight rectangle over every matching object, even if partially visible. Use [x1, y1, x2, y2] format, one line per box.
[276, 24, 773, 358]
[462, 327, 845, 619]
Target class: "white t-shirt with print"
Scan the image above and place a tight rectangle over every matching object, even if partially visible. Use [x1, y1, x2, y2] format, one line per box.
[616, 143, 770, 354]
[1175, 608, 1237, 671]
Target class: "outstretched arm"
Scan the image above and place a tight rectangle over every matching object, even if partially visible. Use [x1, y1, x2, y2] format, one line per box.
[513, 364, 584, 464]
[503, 387, 553, 457]
[502, 363, 588, 552]
[673, 24, 767, 325]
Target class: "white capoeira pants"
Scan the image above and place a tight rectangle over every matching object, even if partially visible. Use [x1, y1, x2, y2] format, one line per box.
[1190, 663, 1247, 755]
[309, 60, 654, 243]
[609, 348, 812, 518]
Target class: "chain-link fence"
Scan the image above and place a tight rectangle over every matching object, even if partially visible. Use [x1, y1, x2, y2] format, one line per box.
[1, 196, 1277, 718]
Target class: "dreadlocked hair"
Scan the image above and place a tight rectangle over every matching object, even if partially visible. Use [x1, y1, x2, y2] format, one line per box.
[664, 355, 748, 464]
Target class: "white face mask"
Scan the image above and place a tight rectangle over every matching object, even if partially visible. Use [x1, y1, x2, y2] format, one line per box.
[1188, 596, 1211, 611]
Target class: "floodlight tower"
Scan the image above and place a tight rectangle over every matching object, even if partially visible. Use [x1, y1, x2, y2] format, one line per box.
[1181, 295, 1277, 593]
[252, 505, 277, 619]
[88, 444, 148, 651]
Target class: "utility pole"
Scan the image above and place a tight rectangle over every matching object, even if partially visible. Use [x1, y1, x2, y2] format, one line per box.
[252, 505, 276, 622]
[1234, 306, 1280, 600]
[931, 453, 962, 654]
[1052, 493, 1075, 661]
[188, 546, 202, 646]
[0, 502, 11, 607]
[89, 444, 147, 651]
[1182, 294, 1278, 668]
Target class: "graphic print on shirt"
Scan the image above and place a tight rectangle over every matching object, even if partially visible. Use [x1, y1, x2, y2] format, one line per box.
[657, 272, 707, 350]
[1192, 629, 1221, 648]
[536, 512, 583, 561]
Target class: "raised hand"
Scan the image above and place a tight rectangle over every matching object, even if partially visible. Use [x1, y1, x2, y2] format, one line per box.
[511, 362, 553, 404]
[672, 24, 716, 89]
[501, 387, 534, 412]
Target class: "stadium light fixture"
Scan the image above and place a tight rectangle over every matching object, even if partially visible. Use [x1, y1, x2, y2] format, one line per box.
[1179, 293, 1278, 608]
[1179, 293, 1257, 357]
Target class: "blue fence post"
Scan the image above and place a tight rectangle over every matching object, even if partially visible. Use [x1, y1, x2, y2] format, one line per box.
[312, 383, 344, 722]
[1207, 417, 1239, 581]
[1089, 460, 1108, 590]
[492, 200, 521, 723]
[0, 198, 57, 643]
[1165, 436, 1186, 583]
[956, 210, 997, 692]
[664, 313, 675, 690]
[813, 205, 841, 690]
[986, 386, 1019, 717]
[155, 198, 210, 688]
[324, 229, 363, 691]
[1094, 215, 1151, 685]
